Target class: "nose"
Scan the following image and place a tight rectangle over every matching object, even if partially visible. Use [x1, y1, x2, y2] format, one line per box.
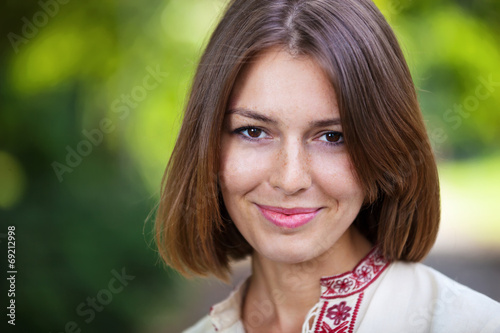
[269, 138, 312, 195]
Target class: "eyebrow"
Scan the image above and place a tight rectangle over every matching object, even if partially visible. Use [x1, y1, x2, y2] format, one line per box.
[226, 107, 342, 128]
[310, 118, 342, 128]
[227, 107, 278, 124]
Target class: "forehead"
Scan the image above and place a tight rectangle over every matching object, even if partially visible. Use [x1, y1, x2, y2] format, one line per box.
[228, 47, 339, 122]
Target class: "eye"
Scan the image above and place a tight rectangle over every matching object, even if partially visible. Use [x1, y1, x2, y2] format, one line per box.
[245, 128, 264, 138]
[318, 131, 344, 145]
[234, 126, 269, 140]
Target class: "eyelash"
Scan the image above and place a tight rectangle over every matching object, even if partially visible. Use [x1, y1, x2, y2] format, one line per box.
[232, 126, 344, 146]
[317, 131, 345, 146]
[232, 126, 270, 141]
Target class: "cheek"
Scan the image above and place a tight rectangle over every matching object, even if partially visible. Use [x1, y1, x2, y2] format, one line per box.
[313, 151, 365, 201]
[219, 139, 270, 196]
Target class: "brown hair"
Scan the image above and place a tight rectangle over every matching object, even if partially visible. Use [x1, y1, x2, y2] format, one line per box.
[155, 0, 440, 280]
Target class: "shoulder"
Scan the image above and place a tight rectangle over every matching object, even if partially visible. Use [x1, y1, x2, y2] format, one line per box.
[182, 277, 249, 333]
[182, 315, 215, 333]
[384, 261, 500, 332]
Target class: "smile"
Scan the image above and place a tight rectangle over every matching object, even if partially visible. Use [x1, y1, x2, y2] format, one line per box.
[256, 204, 322, 229]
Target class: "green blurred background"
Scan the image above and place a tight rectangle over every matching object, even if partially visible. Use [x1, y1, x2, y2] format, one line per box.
[0, 0, 499, 332]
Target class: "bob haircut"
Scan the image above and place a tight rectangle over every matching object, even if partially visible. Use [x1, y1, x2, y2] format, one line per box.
[155, 0, 440, 281]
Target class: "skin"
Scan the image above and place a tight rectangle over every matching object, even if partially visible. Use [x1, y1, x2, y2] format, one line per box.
[219, 47, 372, 333]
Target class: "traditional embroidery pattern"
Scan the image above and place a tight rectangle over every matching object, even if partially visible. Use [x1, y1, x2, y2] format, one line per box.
[210, 248, 391, 333]
[309, 248, 390, 332]
[320, 247, 389, 299]
[313, 295, 360, 333]
[333, 279, 354, 293]
[317, 320, 348, 333]
[326, 301, 352, 325]
[348, 292, 364, 332]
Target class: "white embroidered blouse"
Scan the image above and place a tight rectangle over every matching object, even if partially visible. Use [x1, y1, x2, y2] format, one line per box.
[183, 248, 500, 333]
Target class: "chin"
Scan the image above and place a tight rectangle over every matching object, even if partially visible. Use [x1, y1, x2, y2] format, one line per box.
[257, 240, 322, 264]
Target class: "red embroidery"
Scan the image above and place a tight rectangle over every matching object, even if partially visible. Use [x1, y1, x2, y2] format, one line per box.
[315, 294, 363, 333]
[320, 247, 389, 299]
[333, 278, 354, 293]
[318, 321, 333, 333]
[314, 302, 329, 332]
[318, 320, 349, 333]
[326, 301, 352, 325]
[348, 292, 364, 333]
[354, 266, 372, 282]
[313, 248, 389, 332]
[333, 321, 349, 333]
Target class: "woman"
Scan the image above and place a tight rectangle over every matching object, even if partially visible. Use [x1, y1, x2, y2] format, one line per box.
[155, 0, 500, 332]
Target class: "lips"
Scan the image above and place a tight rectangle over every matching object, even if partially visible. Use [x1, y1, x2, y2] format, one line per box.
[256, 204, 322, 229]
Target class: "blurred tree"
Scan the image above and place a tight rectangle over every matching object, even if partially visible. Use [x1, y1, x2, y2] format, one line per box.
[375, 0, 500, 158]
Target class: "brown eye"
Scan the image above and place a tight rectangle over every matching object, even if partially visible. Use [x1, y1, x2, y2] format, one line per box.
[233, 126, 268, 140]
[318, 131, 344, 145]
[325, 132, 341, 142]
[247, 128, 262, 138]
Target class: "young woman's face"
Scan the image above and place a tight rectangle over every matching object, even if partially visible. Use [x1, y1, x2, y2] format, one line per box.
[219, 48, 365, 264]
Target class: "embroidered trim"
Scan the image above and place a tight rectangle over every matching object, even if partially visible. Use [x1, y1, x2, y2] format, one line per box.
[320, 247, 389, 299]
[326, 301, 352, 325]
[348, 292, 364, 333]
[313, 302, 329, 332]
[313, 292, 364, 333]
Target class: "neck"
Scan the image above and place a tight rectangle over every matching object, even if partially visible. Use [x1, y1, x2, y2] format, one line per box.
[242, 227, 372, 333]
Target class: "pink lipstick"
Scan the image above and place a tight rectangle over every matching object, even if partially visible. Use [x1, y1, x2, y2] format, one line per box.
[257, 204, 321, 229]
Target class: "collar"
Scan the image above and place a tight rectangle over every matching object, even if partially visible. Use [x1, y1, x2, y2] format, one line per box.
[209, 278, 249, 332]
[319, 247, 390, 299]
[209, 247, 390, 331]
